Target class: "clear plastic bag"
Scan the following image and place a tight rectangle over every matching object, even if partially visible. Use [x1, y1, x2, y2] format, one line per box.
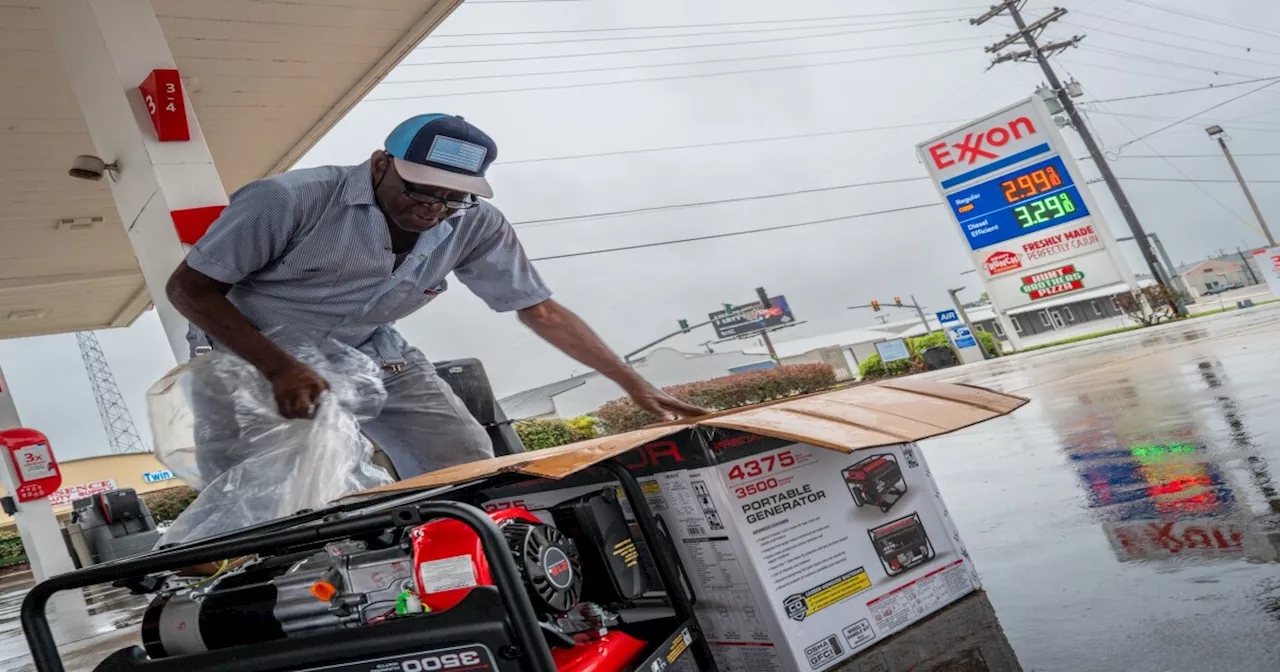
[147, 331, 393, 546]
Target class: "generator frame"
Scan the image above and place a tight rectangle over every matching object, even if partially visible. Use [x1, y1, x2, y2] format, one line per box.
[22, 461, 718, 672]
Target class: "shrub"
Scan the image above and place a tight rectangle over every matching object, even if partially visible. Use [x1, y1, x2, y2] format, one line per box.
[1116, 285, 1185, 326]
[0, 530, 25, 568]
[514, 416, 599, 450]
[141, 486, 199, 523]
[595, 364, 837, 434]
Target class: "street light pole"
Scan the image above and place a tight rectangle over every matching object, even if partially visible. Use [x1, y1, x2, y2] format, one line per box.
[1207, 125, 1277, 247]
[947, 287, 987, 358]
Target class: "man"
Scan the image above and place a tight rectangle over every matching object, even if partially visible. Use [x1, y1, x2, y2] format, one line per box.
[167, 114, 703, 479]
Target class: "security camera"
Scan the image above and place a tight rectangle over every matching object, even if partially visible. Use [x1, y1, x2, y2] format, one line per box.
[69, 155, 119, 181]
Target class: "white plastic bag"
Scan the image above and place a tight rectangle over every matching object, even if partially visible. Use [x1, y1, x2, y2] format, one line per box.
[148, 332, 393, 546]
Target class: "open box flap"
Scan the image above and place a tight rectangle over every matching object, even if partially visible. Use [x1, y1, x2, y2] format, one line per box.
[353, 380, 1027, 497]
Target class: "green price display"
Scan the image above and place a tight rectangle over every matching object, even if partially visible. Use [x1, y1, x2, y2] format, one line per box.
[1014, 192, 1078, 228]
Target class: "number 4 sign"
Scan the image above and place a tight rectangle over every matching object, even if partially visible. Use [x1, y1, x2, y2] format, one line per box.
[138, 69, 190, 142]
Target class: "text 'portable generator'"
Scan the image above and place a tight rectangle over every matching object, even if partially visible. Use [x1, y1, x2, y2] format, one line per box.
[843, 454, 907, 513]
[868, 513, 936, 577]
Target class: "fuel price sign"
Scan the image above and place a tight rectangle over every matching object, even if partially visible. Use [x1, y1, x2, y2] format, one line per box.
[946, 155, 1091, 251]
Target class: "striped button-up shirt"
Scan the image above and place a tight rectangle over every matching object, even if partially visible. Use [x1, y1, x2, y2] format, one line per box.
[184, 160, 551, 365]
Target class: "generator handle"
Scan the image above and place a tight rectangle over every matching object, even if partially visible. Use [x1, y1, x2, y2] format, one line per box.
[602, 461, 719, 672]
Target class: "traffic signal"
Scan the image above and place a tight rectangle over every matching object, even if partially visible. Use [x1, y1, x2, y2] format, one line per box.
[871, 300, 881, 312]
[755, 287, 772, 308]
[894, 297, 903, 306]
[678, 319, 690, 332]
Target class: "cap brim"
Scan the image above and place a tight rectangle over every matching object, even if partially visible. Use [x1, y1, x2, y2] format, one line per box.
[393, 158, 493, 198]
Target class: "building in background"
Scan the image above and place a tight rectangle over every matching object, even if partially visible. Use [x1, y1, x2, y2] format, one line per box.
[0, 452, 182, 532]
[741, 328, 891, 380]
[1177, 259, 1249, 297]
[499, 347, 767, 420]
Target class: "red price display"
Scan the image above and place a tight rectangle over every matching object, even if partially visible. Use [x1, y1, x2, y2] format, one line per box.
[727, 450, 796, 481]
[1000, 165, 1063, 203]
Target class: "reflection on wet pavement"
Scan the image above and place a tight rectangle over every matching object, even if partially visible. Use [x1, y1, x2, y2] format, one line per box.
[921, 304, 1280, 671]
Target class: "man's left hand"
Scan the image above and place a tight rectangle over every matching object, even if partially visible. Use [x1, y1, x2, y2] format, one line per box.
[626, 383, 708, 423]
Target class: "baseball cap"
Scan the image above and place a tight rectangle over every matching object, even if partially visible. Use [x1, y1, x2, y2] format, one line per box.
[384, 114, 497, 198]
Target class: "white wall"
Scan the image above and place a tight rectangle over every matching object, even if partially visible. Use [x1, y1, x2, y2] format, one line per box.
[551, 348, 767, 418]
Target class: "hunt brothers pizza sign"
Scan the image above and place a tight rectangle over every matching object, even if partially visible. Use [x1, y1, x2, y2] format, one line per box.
[1020, 264, 1085, 300]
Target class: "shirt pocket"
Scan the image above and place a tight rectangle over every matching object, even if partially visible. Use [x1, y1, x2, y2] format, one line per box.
[361, 277, 449, 324]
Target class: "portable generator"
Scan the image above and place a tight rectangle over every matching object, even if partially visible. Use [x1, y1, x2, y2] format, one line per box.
[842, 454, 907, 513]
[867, 512, 935, 577]
[21, 463, 714, 672]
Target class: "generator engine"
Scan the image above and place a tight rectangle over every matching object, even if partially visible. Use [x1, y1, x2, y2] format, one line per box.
[139, 490, 649, 671]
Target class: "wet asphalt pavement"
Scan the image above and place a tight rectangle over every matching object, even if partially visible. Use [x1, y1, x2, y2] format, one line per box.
[5, 305, 1280, 671]
[920, 303, 1280, 671]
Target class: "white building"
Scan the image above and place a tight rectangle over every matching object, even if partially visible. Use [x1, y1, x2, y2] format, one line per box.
[499, 347, 768, 420]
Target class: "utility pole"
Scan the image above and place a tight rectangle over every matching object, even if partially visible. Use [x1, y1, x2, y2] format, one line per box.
[760, 331, 780, 364]
[1207, 125, 1277, 247]
[1238, 246, 1261, 285]
[1117, 233, 1191, 300]
[910, 295, 931, 336]
[975, 1, 1187, 317]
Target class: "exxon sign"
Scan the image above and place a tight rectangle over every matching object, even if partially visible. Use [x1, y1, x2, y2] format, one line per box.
[921, 100, 1052, 191]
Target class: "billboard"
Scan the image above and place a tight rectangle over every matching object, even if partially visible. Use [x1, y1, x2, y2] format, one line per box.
[917, 98, 1133, 311]
[709, 295, 794, 339]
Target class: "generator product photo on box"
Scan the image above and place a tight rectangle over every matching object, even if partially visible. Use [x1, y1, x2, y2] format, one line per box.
[476, 429, 981, 672]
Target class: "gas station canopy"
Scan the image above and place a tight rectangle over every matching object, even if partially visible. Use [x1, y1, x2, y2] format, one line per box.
[1, 0, 461, 340]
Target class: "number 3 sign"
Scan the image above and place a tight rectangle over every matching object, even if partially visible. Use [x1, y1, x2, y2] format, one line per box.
[138, 69, 190, 142]
[1, 428, 62, 503]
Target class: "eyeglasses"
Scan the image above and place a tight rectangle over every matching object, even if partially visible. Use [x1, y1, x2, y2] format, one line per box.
[402, 184, 478, 210]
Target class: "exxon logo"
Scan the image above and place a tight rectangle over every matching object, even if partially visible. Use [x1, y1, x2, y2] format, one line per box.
[927, 116, 1038, 171]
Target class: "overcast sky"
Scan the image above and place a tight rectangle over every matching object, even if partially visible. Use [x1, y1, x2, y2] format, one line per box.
[6, 0, 1280, 460]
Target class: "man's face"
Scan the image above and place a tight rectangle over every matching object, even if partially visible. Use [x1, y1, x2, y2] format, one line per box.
[372, 151, 474, 233]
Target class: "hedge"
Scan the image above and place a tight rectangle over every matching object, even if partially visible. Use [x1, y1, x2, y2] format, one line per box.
[514, 416, 599, 451]
[596, 364, 837, 435]
[142, 486, 200, 523]
[0, 530, 25, 568]
[858, 331, 999, 379]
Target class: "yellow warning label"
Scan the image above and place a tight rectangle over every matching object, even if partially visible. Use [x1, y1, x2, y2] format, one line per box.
[666, 629, 690, 663]
[784, 567, 871, 621]
[640, 480, 662, 495]
[612, 538, 640, 568]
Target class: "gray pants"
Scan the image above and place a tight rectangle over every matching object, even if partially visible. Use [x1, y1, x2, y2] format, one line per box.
[192, 345, 492, 484]
[361, 347, 493, 479]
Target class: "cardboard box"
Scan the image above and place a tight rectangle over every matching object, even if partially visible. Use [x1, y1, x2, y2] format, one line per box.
[356, 380, 1026, 672]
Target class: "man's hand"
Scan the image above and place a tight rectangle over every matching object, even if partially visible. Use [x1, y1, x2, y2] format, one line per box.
[267, 360, 330, 419]
[624, 382, 708, 423]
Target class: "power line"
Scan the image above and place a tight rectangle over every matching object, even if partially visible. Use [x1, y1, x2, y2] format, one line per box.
[366, 45, 976, 101]
[399, 18, 971, 67]
[386, 35, 991, 85]
[1122, 0, 1280, 41]
[1060, 56, 1224, 89]
[515, 176, 933, 228]
[429, 7, 991, 37]
[495, 118, 968, 165]
[1118, 176, 1280, 184]
[1080, 44, 1261, 81]
[1064, 21, 1280, 71]
[1087, 76, 1280, 104]
[418, 14, 976, 49]
[1112, 152, 1280, 159]
[1115, 79, 1280, 150]
[1073, 9, 1280, 59]
[528, 203, 940, 262]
